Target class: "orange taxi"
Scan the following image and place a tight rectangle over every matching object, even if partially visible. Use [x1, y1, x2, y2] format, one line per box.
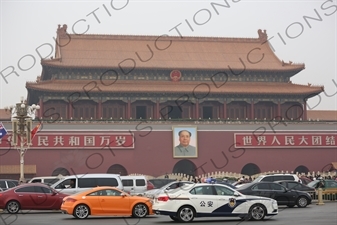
[61, 186, 153, 219]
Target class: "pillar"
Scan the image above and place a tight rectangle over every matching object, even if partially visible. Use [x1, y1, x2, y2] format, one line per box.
[277, 101, 281, 120]
[195, 101, 199, 119]
[68, 101, 73, 119]
[223, 101, 227, 119]
[38, 98, 44, 119]
[250, 100, 255, 120]
[97, 100, 102, 119]
[156, 100, 159, 119]
[127, 100, 131, 119]
[303, 101, 307, 121]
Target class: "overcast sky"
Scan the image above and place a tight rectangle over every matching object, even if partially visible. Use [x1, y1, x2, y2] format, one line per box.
[0, 0, 336, 111]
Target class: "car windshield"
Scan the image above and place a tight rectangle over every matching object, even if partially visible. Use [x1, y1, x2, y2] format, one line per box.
[149, 179, 176, 189]
[252, 177, 263, 183]
[307, 180, 320, 187]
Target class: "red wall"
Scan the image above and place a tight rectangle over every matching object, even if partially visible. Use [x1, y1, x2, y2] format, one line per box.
[1, 130, 335, 178]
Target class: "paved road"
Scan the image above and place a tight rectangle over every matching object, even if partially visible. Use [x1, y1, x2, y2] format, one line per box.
[1, 203, 336, 225]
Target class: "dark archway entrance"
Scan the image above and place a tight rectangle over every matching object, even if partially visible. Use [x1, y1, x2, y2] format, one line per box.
[241, 163, 261, 176]
[107, 164, 128, 175]
[294, 165, 309, 174]
[172, 160, 197, 176]
[52, 167, 70, 176]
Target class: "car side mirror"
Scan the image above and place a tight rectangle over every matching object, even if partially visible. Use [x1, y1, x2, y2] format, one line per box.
[284, 188, 288, 193]
[121, 193, 127, 197]
[51, 192, 57, 196]
[233, 191, 241, 197]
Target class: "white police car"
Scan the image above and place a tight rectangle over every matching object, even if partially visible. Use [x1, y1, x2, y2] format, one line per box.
[152, 183, 278, 222]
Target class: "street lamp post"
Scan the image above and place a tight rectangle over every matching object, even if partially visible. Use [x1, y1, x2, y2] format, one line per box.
[5, 97, 40, 183]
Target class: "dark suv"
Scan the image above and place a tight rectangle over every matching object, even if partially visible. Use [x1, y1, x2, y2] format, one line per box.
[0, 179, 19, 191]
[253, 174, 301, 183]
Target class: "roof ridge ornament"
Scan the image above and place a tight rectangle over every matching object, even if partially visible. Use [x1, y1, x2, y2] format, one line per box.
[57, 24, 68, 38]
[257, 29, 268, 43]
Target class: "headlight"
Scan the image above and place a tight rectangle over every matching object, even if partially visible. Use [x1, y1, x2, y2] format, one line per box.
[272, 200, 278, 209]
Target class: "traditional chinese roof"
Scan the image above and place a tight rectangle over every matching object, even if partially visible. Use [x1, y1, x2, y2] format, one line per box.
[307, 110, 337, 121]
[41, 25, 304, 73]
[26, 79, 322, 96]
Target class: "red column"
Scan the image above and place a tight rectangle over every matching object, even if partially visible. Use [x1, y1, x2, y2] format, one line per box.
[303, 101, 307, 121]
[195, 101, 199, 119]
[38, 98, 43, 119]
[127, 100, 131, 119]
[277, 101, 281, 119]
[156, 100, 159, 119]
[98, 100, 102, 119]
[251, 101, 255, 120]
[68, 101, 73, 119]
[223, 101, 227, 119]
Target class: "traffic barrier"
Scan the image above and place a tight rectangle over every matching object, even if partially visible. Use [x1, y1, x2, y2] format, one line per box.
[310, 191, 337, 201]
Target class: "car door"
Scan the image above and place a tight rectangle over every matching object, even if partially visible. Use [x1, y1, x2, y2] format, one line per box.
[251, 183, 273, 198]
[15, 186, 36, 208]
[33, 186, 61, 209]
[189, 185, 218, 214]
[0, 181, 7, 191]
[86, 190, 106, 214]
[31, 186, 47, 209]
[99, 189, 129, 214]
[212, 185, 239, 215]
[53, 178, 77, 195]
[269, 183, 289, 205]
[324, 180, 337, 194]
[134, 179, 146, 194]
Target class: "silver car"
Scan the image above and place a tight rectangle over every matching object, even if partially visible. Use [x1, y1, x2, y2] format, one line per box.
[143, 181, 194, 199]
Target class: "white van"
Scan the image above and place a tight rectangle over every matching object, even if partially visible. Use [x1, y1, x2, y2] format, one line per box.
[50, 173, 123, 195]
[120, 175, 149, 195]
[28, 175, 65, 185]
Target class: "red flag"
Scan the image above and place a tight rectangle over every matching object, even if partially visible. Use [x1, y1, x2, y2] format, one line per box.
[31, 123, 41, 139]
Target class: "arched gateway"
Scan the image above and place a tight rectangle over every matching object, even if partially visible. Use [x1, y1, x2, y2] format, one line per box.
[172, 160, 197, 177]
[107, 164, 128, 175]
[241, 163, 261, 176]
[51, 167, 70, 176]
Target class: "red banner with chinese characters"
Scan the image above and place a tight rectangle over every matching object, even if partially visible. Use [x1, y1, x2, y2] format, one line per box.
[0, 132, 134, 149]
[234, 133, 337, 148]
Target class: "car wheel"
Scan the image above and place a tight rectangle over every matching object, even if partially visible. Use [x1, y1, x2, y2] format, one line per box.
[132, 203, 148, 218]
[248, 204, 266, 221]
[6, 200, 20, 214]
[170, 215, 179, 222]
[73, 204, 90, 219]
[297, 196, 308, 208]
[287, 204, 295, 208]
[177, 206, 195, 222]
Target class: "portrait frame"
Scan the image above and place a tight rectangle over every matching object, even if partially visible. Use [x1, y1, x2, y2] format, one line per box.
[172, 126, 198, 158]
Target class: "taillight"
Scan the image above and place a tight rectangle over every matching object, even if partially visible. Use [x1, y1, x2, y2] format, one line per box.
[157, 196, 170, 202]
[65, 198, 77, 203]
[147, 181, 155, 190]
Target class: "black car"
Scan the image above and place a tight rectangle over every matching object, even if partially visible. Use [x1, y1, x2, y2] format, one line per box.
[274, 180, 315, 192]
[236, 181, 312, 208]
[216, 182, 237, 189]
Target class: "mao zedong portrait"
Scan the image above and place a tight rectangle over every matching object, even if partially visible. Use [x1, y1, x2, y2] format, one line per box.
[174, 130, 197, 157]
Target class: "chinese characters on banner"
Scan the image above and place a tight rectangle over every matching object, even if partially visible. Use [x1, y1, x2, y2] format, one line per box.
[0, 132, 134, 149]
[234, 133, 337, 148]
